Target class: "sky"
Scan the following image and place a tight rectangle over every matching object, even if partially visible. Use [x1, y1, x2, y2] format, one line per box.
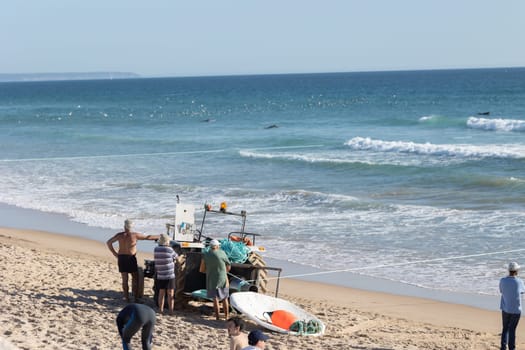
[2, 0, 525, 77]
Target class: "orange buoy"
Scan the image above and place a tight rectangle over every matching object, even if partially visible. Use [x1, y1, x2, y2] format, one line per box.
[230, 235, 253, 246]
[267, 310, 297, 330]
[230, 235, 242, 242]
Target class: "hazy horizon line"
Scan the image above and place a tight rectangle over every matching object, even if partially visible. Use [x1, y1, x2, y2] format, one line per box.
[2, 65, 524, 83]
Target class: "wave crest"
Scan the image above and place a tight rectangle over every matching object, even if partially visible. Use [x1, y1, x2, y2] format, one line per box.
[467, 117, 525, 132]
[344, 137, 525, 159]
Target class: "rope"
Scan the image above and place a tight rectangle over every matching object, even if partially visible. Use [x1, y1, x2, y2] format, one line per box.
[242, 247, 525, 284]
[0, 149, 226, 162]
[290, 319, 323, 335]
[0, 144, 324, 163]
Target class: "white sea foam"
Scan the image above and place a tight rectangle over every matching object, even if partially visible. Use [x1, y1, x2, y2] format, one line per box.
[258, 202, 525, 296]
[344, 137, 525, 159]
[1, 146, 522, 298]
[418, 115, 436, 122]
[1, 158, 524, 296]
[467, 116, 525, 132]
[240, 147, 441, 166]
[240, 144, 523, 167]
[239, 150, 375, 165]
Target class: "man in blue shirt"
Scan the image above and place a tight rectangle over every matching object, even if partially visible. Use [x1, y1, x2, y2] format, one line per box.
[500, 262, 525, 350]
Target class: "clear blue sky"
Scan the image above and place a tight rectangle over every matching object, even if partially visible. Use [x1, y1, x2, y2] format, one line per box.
[2, 0, 524, 77]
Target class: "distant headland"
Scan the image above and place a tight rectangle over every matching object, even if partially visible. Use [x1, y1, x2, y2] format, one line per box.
[0, 72, 140, 82]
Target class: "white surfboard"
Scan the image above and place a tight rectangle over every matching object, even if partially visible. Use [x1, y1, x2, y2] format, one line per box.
[229, 292, 325, 336]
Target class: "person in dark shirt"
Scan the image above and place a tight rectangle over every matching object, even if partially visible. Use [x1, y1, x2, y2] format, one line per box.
[116, 303, 156, 350]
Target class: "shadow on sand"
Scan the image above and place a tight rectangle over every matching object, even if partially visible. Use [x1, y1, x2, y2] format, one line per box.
[32, 287, 231, 330]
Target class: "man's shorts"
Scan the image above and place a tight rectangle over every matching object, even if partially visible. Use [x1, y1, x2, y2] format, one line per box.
[156, 278, 175, 290]
[118, 254, 138, 273]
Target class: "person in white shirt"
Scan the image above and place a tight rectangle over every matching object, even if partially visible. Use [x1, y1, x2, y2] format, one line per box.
[500, 261, 525, 350]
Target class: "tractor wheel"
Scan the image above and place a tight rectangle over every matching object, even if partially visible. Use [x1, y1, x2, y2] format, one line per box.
[174, 254, 187, 302]
[247, 252, 267, 294]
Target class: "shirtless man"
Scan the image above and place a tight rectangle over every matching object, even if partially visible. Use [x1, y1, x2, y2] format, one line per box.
[107, 219, 159, 302]
[226, 316, 248, 350]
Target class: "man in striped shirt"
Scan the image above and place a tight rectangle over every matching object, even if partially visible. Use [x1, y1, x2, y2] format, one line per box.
[154, 234, 178, 314]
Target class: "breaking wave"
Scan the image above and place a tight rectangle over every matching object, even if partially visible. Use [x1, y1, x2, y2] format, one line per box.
[239, 150, 365, 165]
[344, 137, 525, 159]
[467, 117, 525, 132]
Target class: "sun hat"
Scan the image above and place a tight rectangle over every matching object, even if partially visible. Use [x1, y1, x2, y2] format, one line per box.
[248, 330, 269, 345]
[209, 239, 220, 247]
[508, 262, 521, 272]
[158, 234, 170, 246]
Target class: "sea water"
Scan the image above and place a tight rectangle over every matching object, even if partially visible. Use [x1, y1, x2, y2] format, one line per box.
[1, 68, 524, 297]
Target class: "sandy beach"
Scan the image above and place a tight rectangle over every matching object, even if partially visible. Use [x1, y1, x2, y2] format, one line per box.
[0, 226, 520, 350]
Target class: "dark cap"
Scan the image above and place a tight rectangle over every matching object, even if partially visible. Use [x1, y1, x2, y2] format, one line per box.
[248, 330, 269, 345]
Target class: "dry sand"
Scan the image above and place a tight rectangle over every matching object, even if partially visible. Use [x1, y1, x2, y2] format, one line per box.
[0, 226, 520, 349]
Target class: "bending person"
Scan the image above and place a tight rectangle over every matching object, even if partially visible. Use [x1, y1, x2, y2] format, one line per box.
[116, 303, 156, 350]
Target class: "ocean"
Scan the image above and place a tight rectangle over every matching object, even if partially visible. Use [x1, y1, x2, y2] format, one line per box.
[1, 68, 525, 298]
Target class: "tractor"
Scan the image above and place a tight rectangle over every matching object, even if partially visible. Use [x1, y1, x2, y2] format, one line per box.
[140, 201, 277, 306]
